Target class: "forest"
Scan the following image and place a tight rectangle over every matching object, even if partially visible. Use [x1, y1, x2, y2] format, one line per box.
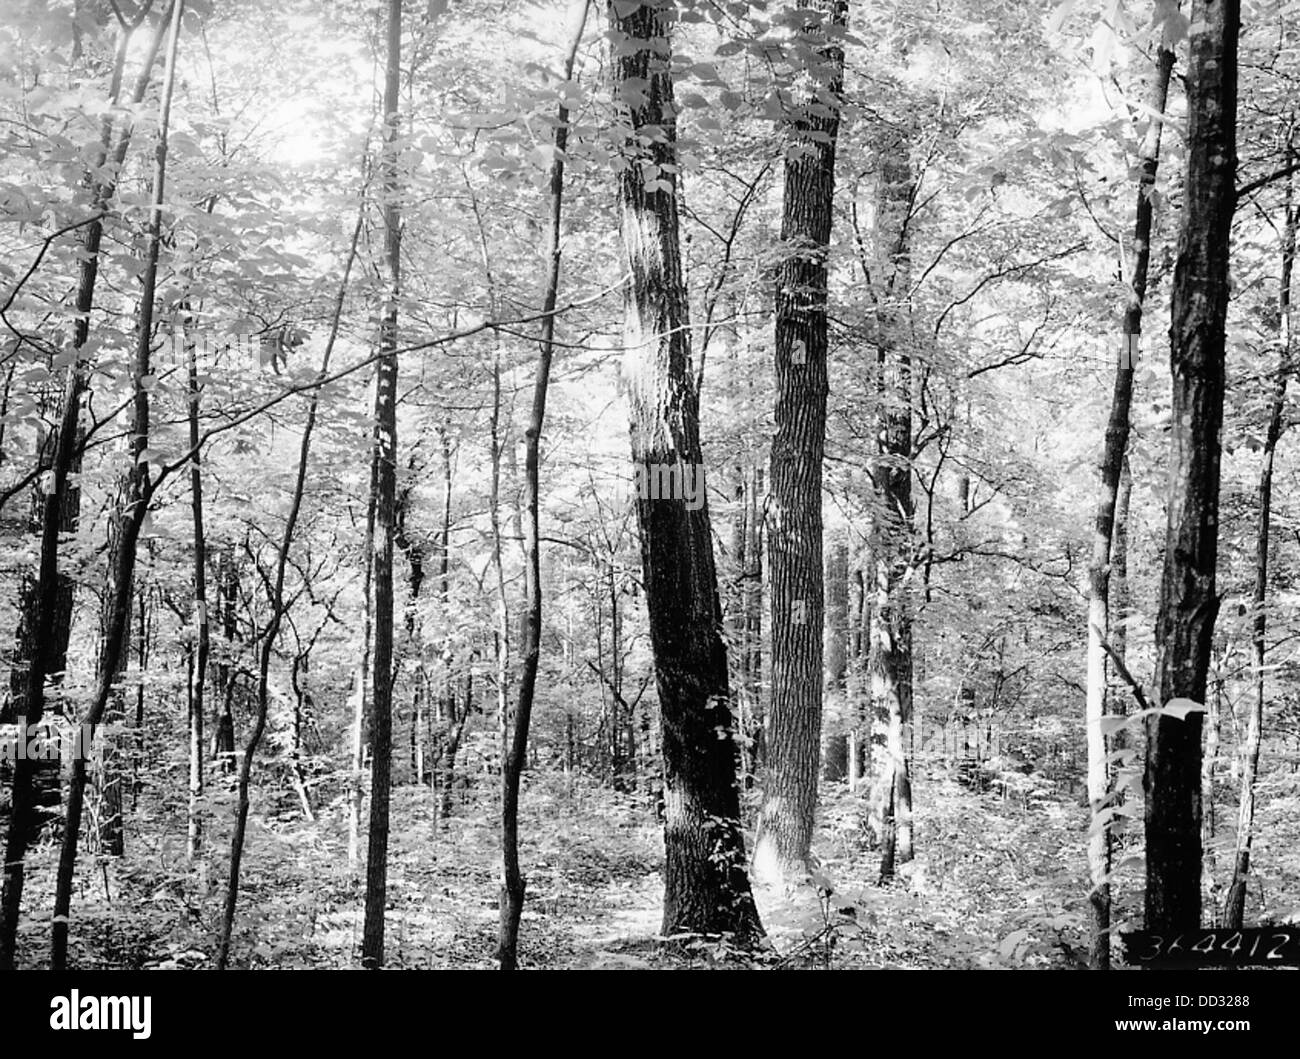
[0, 0, 1297, 977]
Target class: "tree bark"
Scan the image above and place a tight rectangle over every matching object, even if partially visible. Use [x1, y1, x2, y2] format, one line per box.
[608, 0, 762, 943]
[754, 0, 845, 885]
[361, 0, 403, 970]
[1145, 0, 1239, 937]
[1085, 33, 1175, 970]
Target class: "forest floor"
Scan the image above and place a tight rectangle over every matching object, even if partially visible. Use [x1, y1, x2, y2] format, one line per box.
[8, 756, 1297, 969]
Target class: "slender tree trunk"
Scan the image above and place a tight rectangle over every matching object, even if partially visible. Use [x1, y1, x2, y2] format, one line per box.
[347, 454, 377, 861]
[51, 0, 184, 969]
[608, 0, 762, 943]
[214, 547, 238, 767]
[185, 303, 209, 860]
[1224, 122, 1294, 929]
[872, 124, 916, 881]
[754, 0, 844, 886]
[361, 0, 403, 970]
[498, 0, 590, 971]
[1085, 34, 1175, 970]
[1145, 0, 1239, 936]
[216, 173, 364, 972]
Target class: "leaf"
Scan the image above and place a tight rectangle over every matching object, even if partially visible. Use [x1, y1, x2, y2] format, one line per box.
[1161, 698, 1206, 720]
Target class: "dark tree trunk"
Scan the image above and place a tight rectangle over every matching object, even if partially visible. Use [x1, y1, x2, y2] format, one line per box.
[498, 0, 589, 970]
[609, 0, 762, 943]
[754, 0, 844, 885]
[1085, 37, 1175, 971]
[1145, 0, 1239, 937]
[361, 0, 402, 971]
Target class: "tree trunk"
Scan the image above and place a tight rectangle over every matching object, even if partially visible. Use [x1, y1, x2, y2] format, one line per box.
[823, 540, 849, 780]
[1145, 0, 1239, 937]
[184, 301, 209, 860]
[754, 0, 844, 885]
[872, 123, 916, 881]
[498, 0, 589, 970]
[1224, 121, 1294, 930]
[361, 0, 402, 970]
[1085, 35, 1175, 970]
[609, 0, 762, 943]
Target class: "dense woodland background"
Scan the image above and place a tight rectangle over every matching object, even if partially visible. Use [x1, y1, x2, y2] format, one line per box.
[0, 0, 1297, 970]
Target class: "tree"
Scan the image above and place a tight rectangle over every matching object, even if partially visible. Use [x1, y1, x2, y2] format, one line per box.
[51, 0, 186, 970]
[1145, 0, 1240, 937]
[362, 0, 403, 970]
[1084, 14, 1176, 970]
[754, 0, 846, 885]
[0, 0, 170, 970]
[608, 0, 762, 943]
[498, 0, 590, 972]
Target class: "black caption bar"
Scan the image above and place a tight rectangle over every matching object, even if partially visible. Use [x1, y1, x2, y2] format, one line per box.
[1122, 928, 1300, 967]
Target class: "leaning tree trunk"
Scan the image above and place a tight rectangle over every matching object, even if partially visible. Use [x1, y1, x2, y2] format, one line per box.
[361, 0, 402, 971]
[51, 0, 185, 969]
[1145, 0, 1239, 937]
[753, 0, 845, 886]
[608, 0, 762, 943]
[1223, 122, 1294, 930]
[1085, 30, 1175, 970]
[499, 0, 590, 970]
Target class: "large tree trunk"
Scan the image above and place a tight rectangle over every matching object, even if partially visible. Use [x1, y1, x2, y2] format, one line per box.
[361, 0, 402, 970]
[608, 0, 762, 943]
[753, 0, 845, 886]
[1085, 33, 1175, 971]
[1223, 122, 1294, 930]
[1145, 0, 1239, 937]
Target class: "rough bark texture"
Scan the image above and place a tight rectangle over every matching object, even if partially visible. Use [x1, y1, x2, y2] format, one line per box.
[754, 0, 844, 885]
[1224, 124, 1293, 930]
[1145, 0, 1238, 937]
[609, 0, 762, 942]
[1085, 39, 1174, 970]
